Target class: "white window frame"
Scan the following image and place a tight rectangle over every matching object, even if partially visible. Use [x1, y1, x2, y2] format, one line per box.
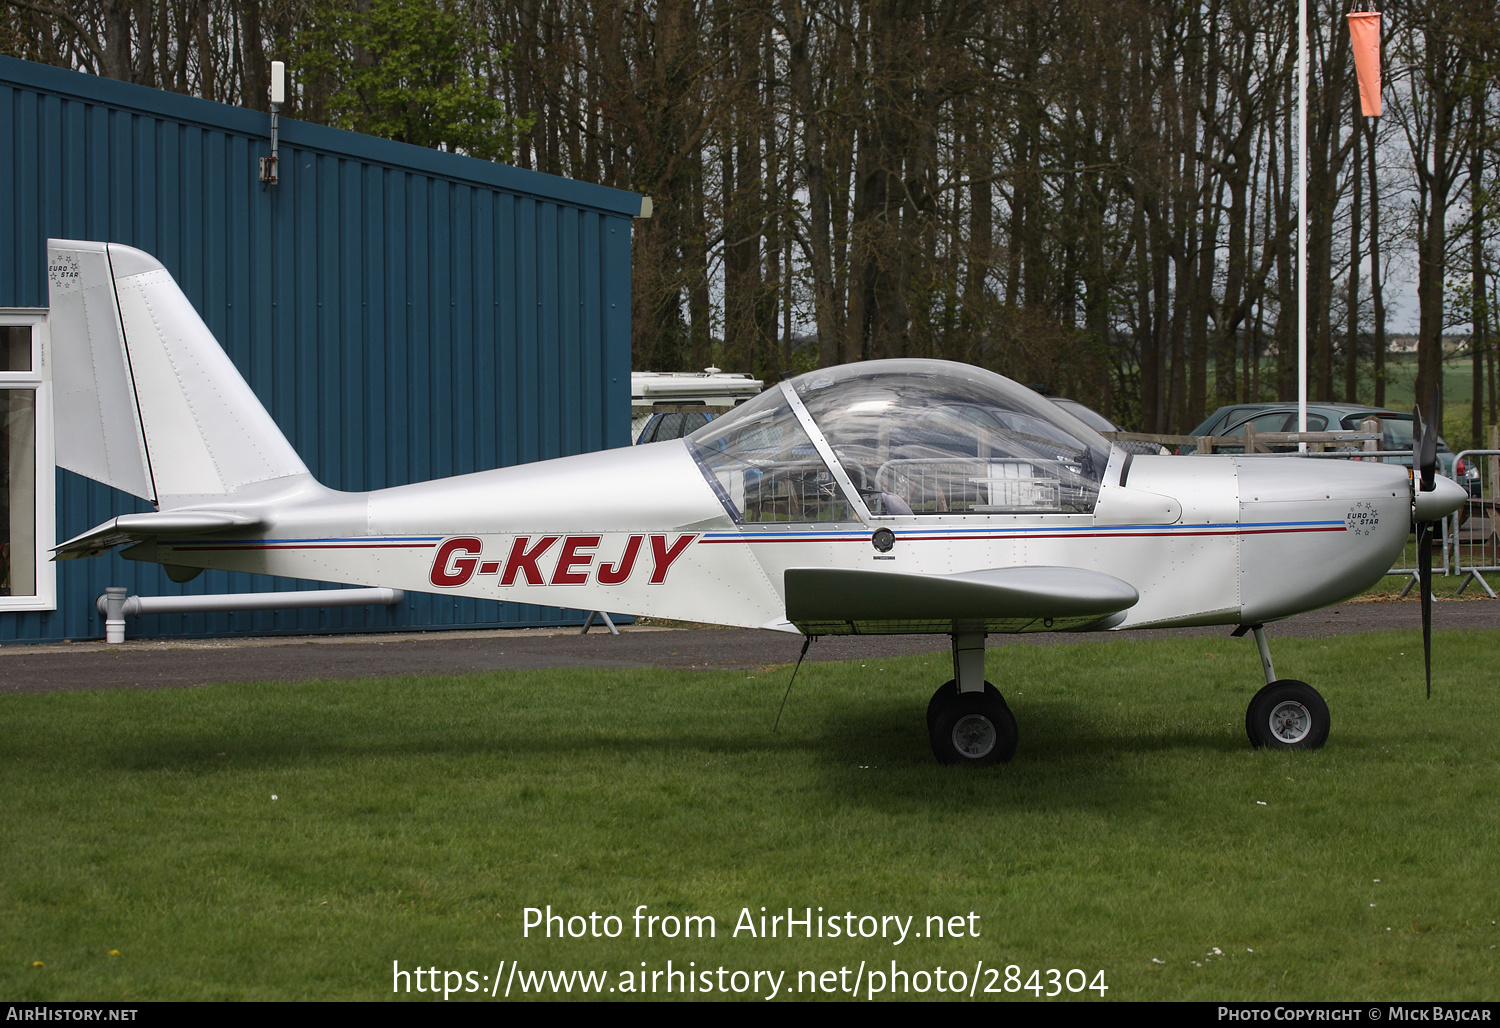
[0, 310, 55, 611]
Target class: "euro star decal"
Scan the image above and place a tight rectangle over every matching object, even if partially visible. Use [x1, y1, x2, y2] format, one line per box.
[1345, 501, 1380, 537]
[47, 251, 82, 291]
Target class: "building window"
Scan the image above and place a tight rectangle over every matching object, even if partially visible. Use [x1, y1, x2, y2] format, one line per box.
[0, 312, 54, 610]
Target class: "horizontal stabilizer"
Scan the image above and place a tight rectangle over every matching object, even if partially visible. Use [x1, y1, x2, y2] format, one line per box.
[784, 566, 1138, 636]
[53, 511, 263, 561]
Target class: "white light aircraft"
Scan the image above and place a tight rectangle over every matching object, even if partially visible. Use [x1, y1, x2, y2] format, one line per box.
[47, 240, 1467, 764]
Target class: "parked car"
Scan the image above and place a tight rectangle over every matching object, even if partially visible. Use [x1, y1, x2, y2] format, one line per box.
[1187, 402, 1420, 445]
[1048, 397, 1171, 455]
[635, 409, 715, 444]
[1185, 403, 1310, 440]
[1183, 403, 1479, 493]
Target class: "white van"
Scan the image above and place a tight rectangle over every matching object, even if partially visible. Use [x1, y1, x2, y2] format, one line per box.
[631, 369, 764, 443]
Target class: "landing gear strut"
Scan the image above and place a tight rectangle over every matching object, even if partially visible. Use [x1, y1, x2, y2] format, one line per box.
[1235, 624, 1330, 750]
[927, 631, 1017, 765]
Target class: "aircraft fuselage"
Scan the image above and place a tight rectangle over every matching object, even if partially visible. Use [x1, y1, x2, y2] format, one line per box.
[124, 441, 1415, 633]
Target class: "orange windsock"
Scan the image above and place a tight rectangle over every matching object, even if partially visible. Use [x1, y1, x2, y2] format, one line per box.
[1348, 12, 1382, 117]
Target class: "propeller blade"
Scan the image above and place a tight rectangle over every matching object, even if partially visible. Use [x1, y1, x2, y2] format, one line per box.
[1417, 518, 1433, 699]
[1414, 386, 1441, 698]
[1417, 391, 1439, 493]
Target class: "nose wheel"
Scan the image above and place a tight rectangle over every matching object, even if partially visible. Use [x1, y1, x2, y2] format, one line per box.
[1235, 624, 1330, 750]
[1246, 679, 1330, 750]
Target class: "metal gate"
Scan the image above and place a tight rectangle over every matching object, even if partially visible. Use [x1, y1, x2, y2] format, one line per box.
[1449, 449, 1500, 597]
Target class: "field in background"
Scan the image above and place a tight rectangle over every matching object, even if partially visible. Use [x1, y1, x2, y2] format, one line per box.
[3, 631, 1497, 1002]
[1377, 356, 1491, 455]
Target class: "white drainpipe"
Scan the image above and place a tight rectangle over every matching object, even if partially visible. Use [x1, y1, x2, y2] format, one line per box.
[96, 587, 405, 643]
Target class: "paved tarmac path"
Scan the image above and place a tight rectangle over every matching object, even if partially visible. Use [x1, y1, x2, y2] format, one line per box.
[2, 598, 1496, 695]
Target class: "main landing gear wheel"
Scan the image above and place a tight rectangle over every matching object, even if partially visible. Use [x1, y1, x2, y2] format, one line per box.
[1245, 679, 1330, 750]
[927, 681, 1017, 765]
[926, 680, 1004, 729]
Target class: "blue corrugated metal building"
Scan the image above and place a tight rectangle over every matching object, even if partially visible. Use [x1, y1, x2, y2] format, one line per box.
[0, 56, 641, 643]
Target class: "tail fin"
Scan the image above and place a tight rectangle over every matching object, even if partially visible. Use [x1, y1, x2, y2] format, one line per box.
[48, 240, 308, 509]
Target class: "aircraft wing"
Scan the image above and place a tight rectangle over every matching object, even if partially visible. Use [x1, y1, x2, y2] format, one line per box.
[53, 512, 265, 561]
[784, 566, 1139, 635]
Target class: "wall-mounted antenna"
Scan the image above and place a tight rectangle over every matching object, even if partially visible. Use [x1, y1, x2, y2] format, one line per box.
[259, 61, 285, 186]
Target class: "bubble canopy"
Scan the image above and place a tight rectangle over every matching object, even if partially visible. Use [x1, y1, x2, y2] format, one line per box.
[688, 360, 1112, 519]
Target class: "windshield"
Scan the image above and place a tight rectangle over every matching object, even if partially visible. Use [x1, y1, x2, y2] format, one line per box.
[788, 360, 1109, 514]
[686, 387, 855, 522]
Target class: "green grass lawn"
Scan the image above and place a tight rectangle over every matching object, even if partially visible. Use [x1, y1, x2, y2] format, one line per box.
[1364, 574, 1487, 600]
[3, 631, 1498, 1001]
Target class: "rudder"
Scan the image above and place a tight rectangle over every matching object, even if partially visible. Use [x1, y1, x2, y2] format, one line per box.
[47, 240, 309, 509]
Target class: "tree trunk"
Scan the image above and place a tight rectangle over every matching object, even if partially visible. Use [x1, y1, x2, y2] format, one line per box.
[1346, 114, 1361, 403]
[784, 2, 840, 369]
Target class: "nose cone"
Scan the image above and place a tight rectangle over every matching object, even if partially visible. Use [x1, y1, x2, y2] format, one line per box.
[1236, 456, 1414, 624]
[1414, 475, 1467, 522]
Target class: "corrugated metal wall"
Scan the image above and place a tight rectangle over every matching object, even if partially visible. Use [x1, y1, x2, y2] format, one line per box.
[0, 56, 638, 643]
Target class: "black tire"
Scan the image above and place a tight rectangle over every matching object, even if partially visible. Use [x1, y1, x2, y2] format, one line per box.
[928, 684, 1017, 765]
[926, 680, 1004, 730]
[1245, 679, 1330, 750]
